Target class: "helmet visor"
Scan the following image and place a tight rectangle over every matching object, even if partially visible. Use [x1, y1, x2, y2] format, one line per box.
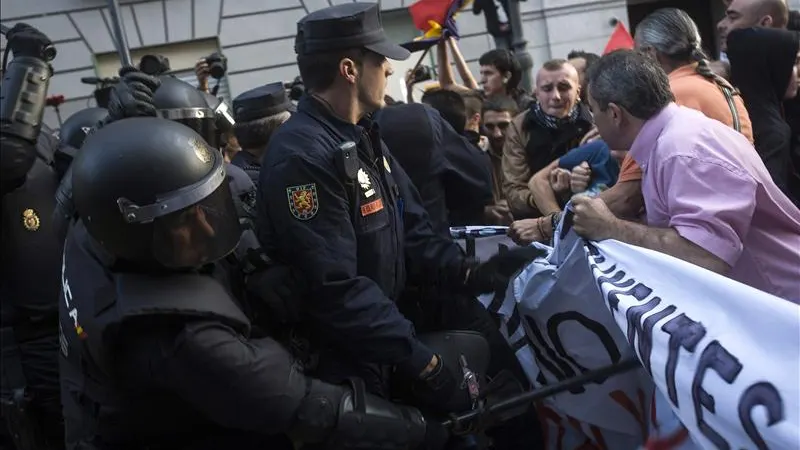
[151, 181, 241, 268]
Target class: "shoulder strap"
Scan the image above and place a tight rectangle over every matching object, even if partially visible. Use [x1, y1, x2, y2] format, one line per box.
[718, 84, 742, 133]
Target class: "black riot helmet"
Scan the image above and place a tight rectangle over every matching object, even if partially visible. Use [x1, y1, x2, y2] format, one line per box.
[58, 107, 108, 149]
[72, 117, 242, 269]
[152, 76, 220, 148]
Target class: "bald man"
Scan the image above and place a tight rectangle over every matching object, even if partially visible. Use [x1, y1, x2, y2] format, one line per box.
[719, 0, 789, 53]
[501, 59, 593, 219]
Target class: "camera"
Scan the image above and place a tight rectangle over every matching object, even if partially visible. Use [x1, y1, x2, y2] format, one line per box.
[205, 52, 228, 79]
[139, 54, 171, 76]
[285, 76, 305, 101]
[412, 65, 434, 84]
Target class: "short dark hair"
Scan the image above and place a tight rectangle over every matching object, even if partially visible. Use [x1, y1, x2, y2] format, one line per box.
[421, 89, 467, 131]
[482, 96, 518, 116]
[478, 49, 522, 90]
[297, 48, 367, 93]
[567, 50, 601, 69]
[461, 90, 483, 119]
[542, 58, 569, 72]
[586, 50, 674, 120]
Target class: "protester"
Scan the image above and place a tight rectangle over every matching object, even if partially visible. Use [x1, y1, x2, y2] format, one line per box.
[573, 49, 800, 302]
[502, 59, 593, 219]
[727, 26, 800, 205]
[478, 49, 532, 110]
[481, 96, 517, 225]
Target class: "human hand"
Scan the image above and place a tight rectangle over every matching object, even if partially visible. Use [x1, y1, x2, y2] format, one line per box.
[106, 66, 161, 121]
[570, 162, 591, 193]
[508, 217, 551, 245]
[549, 168, 571, 195]
[194, 58, 210, 92]
[571, 194, 618, 241]
[6, 23, 54, 61]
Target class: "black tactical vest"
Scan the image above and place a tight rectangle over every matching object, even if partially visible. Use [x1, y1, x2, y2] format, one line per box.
[1, 129, 63, 327]
[59, 222, 252, 448]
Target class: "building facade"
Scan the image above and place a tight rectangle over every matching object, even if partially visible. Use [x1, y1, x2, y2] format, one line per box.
[1, 0, 798, 128]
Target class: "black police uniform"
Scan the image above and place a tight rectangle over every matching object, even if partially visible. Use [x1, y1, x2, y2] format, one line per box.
[61, 117, 437, 450]
[257, 4, 499, 402]
[374, 103, 493, 237]
[0, 23, 68, 449]
[230, 81, 294, 185]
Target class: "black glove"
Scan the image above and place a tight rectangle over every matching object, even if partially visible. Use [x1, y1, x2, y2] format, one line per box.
[106, 66, 161, 121]
[420, 419, 450, 450]
[465, 246, 546, 294]
[412, 354, 471, 415]
[5, 23, 54, 61]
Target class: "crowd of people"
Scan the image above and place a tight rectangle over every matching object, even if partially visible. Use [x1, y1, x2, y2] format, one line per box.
[1, 0, 799, 449]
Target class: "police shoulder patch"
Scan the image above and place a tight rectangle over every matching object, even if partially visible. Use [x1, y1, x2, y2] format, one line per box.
[286, 183, 319, 220]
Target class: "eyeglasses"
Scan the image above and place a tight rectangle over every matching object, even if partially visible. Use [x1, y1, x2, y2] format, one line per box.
[485, 122, 510, 131]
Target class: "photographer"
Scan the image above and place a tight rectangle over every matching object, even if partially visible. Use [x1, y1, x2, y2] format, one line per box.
[194, 52, 227, 94]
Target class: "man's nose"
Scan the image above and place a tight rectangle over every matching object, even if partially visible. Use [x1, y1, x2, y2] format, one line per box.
[552, 90, 562, 101]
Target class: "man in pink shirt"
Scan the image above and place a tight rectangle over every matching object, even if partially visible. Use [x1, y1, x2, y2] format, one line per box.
[571, 50, 800, 302]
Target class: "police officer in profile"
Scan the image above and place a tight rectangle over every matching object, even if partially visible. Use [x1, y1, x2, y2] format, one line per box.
[231, 82, 294, 185]
[258, 1, 540, 408]
[60, 116, 445, 450]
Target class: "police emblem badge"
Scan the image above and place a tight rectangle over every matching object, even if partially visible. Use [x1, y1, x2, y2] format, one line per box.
[22, 208, 40, 231]
[286, 184, 319, 220]
[357, 168, 375, 198]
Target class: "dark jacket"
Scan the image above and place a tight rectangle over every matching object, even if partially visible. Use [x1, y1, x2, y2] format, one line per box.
[728, 27, 800, 205]
[256, 96, 465, 394]
[375, 103, 493, 233]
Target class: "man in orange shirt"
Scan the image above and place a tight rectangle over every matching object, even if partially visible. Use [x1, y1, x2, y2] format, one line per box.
[577, 8, 755, 219]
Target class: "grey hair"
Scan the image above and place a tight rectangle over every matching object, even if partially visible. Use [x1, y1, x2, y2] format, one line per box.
[586, 50, 675, 120]
[635, 8, 739, 93]
[233, 111, 290, 151]
[635, 8, 705, 61]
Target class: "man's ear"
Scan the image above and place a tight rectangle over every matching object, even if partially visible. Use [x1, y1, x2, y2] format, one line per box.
[608, 102, 624, 126]
[340, 58, 359, 84]
[760, 15, 774, 27]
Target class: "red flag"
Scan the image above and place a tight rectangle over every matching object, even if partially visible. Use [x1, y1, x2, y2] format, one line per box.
[603, 22, 635, 54]
[408, 0, 452, 33]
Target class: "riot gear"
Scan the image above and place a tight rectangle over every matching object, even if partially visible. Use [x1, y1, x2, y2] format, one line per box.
[72, 117, 241, 269]
[57, 107, 107, 150]
[153, 76, 220, 147]
[60, 117, 443, 450]
[0, 23, 55, 195]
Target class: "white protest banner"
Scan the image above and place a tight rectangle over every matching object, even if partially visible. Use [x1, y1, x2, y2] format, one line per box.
[587, 240, 800, 450]
[454, 227, 655, 449]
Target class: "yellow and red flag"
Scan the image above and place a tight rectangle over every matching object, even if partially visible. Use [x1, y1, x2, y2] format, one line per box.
[402, 0, 473, 52]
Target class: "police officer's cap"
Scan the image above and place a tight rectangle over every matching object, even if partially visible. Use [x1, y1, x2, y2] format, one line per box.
[296, 2, 410, 61]
[232, 82, 293, 122]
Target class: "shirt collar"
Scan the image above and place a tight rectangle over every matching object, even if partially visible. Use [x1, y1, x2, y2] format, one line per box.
[628, 103, 679, 171]
[297, 95, 366, 144]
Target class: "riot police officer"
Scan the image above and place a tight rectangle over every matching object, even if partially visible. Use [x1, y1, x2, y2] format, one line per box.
[1, 22, 66, 449]
[257, 2, 540, 409]
[60, 116, 445, 450]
